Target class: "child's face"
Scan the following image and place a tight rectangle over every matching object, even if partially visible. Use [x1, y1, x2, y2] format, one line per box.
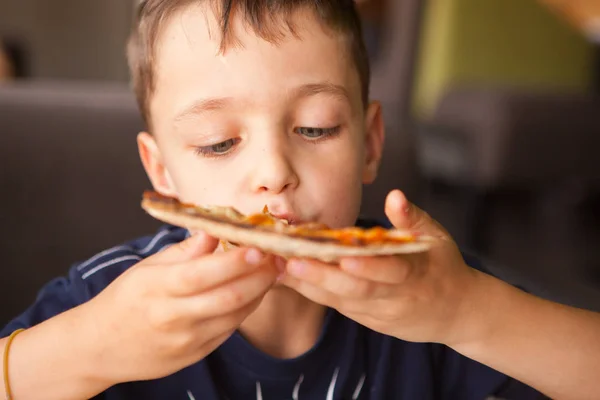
[139, 5, 384, 228]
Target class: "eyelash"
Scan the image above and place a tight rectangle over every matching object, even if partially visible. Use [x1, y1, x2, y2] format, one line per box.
[194, 138, 241, 158]
[295, 126, 341, 141]
[193, 126, 341, 158]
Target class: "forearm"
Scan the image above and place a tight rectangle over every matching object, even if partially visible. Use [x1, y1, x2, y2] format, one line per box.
[453, 271, 600, 400]
[1, 304, 112, 400]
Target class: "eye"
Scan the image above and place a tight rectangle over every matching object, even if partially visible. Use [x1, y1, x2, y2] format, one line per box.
[295, 126, 341, 139]
[194, 138, 240, 158]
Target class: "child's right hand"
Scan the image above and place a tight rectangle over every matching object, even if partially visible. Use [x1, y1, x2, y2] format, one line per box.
[82, 232, 278, 385]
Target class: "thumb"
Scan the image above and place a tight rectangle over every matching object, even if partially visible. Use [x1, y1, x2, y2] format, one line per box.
[385, 190, 447, 238]
[153, 231, 219, 263]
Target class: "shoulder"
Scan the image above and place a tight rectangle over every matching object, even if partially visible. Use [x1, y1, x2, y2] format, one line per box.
[75, 225, 188, 295]
[1, 226, 187, 335]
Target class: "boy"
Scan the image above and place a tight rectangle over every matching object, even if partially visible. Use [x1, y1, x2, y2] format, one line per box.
[2, 1, 600, 399]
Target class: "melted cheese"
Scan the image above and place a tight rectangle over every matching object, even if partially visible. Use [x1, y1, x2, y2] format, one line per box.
[240, 204, 415, 246]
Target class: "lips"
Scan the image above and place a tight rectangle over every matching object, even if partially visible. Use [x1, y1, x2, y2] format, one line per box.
[269, 213, 332, 231]
[270, 213, 301, 225]
[263, 204, 304, 225]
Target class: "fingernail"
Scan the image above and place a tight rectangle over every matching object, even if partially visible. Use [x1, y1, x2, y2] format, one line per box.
[245, 249, 264, 265]
[288, 260, 305, 275]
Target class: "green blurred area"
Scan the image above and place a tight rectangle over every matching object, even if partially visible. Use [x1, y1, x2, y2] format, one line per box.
[412, 0, 596, 118]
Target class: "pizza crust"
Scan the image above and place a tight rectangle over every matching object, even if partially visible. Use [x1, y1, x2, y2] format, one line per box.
[141, 192, 434, 263]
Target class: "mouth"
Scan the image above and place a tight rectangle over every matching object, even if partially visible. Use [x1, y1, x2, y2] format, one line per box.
[262, 205, 305, 226]
[270, 214, 332, 231]
[270, 213, 301, 225]
[219, 206, 326, 252]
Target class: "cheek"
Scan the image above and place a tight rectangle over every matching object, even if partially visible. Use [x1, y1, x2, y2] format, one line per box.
[304, 140, 364, 226]
[321, 136, 365, 189]
[160, 148, 237, 204]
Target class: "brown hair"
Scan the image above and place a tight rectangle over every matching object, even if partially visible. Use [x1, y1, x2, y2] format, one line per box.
[127, 0, 370, 127]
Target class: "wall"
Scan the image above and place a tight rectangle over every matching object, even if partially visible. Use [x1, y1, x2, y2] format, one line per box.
[412, 0, 596, 118]
[0, 0, 134, 81]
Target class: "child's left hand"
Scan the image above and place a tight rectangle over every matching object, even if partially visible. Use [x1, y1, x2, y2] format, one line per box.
[281, 189, 485, 347]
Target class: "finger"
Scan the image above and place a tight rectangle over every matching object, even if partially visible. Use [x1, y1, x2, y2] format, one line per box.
[339, 256, 412, 284]
[286, 259, 393, 299]
[280, 275, 339, 309]
[183, 265, 278, 318]
[281, 276, 375, 317]
[167, 247, 271, 296]
[195, 295, 263, 338]
[384, 189, 419, 230]
[385, 189, 447, 238]
[152, 231, 219, 264]
[196, 330, 234, 358]
[181, 330, 234, 368]
[145, 292, 263, 338]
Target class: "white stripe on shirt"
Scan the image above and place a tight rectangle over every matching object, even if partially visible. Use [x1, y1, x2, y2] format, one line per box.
[352, 373, 366, 399]
[76, 245, 131, 271]
[326, 368, 340, 400]
[292, 374, 304, 400]
[138, 229, 172, 254]
[77, 228, 174, 274]
[256, 382, 263, 400]
[81, 255, 142, 280]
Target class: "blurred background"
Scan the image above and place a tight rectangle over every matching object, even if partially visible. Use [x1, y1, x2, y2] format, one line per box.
[0, 0, 599, 326]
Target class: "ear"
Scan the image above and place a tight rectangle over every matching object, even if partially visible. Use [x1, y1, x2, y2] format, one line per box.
[137, 132, 177, 196]
[362, 101, 385, 184]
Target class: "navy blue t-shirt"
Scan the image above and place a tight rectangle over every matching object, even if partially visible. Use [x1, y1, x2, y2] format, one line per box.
[1, 221, 547, 400]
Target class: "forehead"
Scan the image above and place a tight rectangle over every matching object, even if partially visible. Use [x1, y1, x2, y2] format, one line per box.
[150, 4, 362, 128]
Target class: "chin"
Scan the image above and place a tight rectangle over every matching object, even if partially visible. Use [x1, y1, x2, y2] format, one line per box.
[271, 281, 288, 289]
[269, 282, 300, 295]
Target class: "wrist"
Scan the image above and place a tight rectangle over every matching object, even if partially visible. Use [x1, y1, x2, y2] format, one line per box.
[445, 269, 512, 352]
[71, 300, 117, 390]
[5, 304, 114, 400]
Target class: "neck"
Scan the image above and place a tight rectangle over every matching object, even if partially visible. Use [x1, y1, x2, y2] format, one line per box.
[239, 286, 327, 359]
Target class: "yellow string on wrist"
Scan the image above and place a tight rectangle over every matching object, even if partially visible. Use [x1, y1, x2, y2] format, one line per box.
[3, 329, 25, 400]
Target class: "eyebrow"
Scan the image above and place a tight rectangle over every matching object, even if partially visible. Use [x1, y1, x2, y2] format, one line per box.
[174, 97, 234, 122]
[173, 82, 350, 122]
[294, 82, 350, 102]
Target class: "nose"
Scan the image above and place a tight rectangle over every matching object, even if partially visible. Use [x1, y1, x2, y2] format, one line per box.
[249, 140, 299, 194]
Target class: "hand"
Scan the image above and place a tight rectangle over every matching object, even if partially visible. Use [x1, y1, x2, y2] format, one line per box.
[281, 190, 482, 346]
[82, 232, 279, 385]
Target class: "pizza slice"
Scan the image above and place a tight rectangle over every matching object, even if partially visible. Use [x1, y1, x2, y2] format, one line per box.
[141, 191, 434, 262]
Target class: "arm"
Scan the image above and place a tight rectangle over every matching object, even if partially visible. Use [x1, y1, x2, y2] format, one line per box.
[1, 234, 278, 400]
[452, 270, 600, 400]
[282, 189, 600, 400]
[0, 304, 112, 400]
